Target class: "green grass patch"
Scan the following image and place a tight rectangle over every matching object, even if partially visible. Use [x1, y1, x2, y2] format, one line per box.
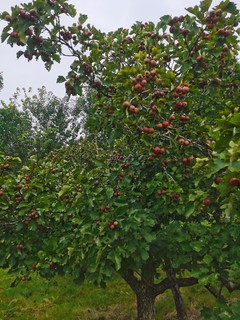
[0, 269, 239, 319]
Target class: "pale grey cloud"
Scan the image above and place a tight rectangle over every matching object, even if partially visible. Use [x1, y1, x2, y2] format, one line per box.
[0, 0, 238, 102]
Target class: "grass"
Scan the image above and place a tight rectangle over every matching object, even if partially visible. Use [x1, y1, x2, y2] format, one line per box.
[0, 269, 238, 320]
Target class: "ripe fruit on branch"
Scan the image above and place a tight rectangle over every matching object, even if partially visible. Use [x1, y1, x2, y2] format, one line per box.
[5, 15, 11, 22]
[170, 25, 176, 33]
[156, 123, 163, 129]
[170, 193, 180, 201]
[157, 188, 167, 195]
[136, 74, 143, 81]
[178, 138, 190, 146]
[150, 59, 157, 67]
[142, 126, 155, 133]
[162, 120, 170, 127]
[153, 147, 165, 154]
[229, 178, 240, 186]
[10, 31, 18, 38]
[203, 199, 211, 206]
[32, 35, 43, 45]
[128, 105, 138, 113]
[83, 31, 92, 38]
[214, 177, 222, 185]
[173, 101, 188, 111]
[196, 56, 203, 63]
[16, 244, 24, 250]
[119, 172, 125, 180]
[19, 9, 26, 16]
[114, 191, 120, 197]
[168, 114, 175, 121]
[32, 264, 38, 270]
[108, 220, 119, 230]
[134, 82, 141, 90]
[217, 28, 231, 37]
[181, 155, 194, 164]
[121, 162, 130, 169]
[25, 28, 33, 36]
[180, 28, 189, 36]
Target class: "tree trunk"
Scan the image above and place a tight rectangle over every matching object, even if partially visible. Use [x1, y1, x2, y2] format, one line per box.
[166, 265, 187, 320]
[122, 265, 157, 320]
[136, 288, 156, 320]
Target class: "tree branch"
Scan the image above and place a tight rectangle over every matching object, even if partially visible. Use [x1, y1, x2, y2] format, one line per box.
[122, 269, 141, 293]
[205, 283, 227, 302]
[219, 276, 240, 293]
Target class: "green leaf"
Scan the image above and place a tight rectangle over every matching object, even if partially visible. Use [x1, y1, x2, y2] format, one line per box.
[230, 113, 240, 126]
[108, 251, 121, 271]
[185, 5, 199, 15]
[141, 250, 149, 261]
[58, 185, 71, 198]
[223, 1, 237, 13]
[78, 14, 88, 25]
[185, 204, 195, 218]
[57, 76, 65, 83]
[18, 31, 27, 45]
[213, 159, 226, 172]
[16, 51, 24, 59]
[1, 25, 11, 43]
[214, 134, 232, 152]
[200, 0, 212, 12]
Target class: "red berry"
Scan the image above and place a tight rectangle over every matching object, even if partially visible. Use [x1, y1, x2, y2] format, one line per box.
[203, 199, 211, 206]
[229, 178, 240, 186]
[214, 177, 222, 185]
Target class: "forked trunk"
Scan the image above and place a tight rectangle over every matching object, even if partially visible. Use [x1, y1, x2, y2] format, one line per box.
[123, 265, 157, 320]
[136, 289, 156, 320]
[166, 264, 187, 320]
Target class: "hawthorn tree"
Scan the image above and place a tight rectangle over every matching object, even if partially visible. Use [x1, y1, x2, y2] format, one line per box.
[1, 0, 240, 319]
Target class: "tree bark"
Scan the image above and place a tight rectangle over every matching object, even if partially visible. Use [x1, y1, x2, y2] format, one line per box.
[136, 287, 156, 320]
[122, 264, 199, 320]
[123, 264, 157, 320]
[166, 264, 187, 320]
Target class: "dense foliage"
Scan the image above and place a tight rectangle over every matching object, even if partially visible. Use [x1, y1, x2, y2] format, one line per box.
[0, 0, 240, 319]
[0, 86, 87, 160]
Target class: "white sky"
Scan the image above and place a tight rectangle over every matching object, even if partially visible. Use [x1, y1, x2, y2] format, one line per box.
[0, 0, 238, 102]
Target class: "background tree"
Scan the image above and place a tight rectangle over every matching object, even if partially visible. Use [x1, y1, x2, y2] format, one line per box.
[1, 1, 240, 319]
[0, 103, 33, 162]
[1, 86, 89, 161]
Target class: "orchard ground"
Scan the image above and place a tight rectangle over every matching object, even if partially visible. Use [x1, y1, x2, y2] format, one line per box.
[2, 268, 238, 320]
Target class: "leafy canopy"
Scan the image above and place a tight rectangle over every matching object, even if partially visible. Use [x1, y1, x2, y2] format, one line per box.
[0, 0, 240, 318]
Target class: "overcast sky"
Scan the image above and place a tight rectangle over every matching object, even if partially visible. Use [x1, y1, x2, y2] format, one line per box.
[0, 0, 238, 102]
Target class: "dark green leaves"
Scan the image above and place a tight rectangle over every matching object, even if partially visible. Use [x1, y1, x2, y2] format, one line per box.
[78, 13, 88, 25]
[199, 0, 212, 12]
